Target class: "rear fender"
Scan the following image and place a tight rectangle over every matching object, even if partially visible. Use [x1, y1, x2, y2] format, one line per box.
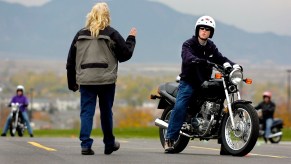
[157, 98, 173, 109]
[272, 119, 283, 129]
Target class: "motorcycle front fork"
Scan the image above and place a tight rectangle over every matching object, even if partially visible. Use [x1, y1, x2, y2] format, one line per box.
[222, 78, 241, 129]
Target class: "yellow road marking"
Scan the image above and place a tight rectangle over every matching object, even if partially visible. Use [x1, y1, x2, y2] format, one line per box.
[28, 142, 57, 152]
[190, 146, 220, 151]
[190, 146, 288, 159]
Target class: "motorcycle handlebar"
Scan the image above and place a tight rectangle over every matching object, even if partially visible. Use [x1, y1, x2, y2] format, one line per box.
[193, 60, 228, 74]
[205, 61, 225, 73]
[9, 103, 26, 107]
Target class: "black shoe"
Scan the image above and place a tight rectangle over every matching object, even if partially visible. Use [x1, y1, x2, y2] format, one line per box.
[220, 145, 231, 156]
[104, 141, 120, 155]
[1, 133, 6, 137]
[30, 134, 34, 138]
[164, 139, 175, 153]
[81, 148, 95, 155]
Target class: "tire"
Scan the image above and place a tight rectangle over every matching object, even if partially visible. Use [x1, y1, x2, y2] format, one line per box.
[221, 103, 259, 156]
[17, 128, 24, 137]
[269, 128, 282, 144]
[159, 106, 190, 153]
[9, 125, 15, 137]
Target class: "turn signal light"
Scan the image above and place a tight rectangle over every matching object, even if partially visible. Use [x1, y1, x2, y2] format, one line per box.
[223, 107, 229, 113]
[244, 78, 252, 84]
[215, 73, 222, 79]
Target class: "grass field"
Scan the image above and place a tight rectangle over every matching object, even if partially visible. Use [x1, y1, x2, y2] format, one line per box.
[2, 127, 291, 141]
[282, 128, 291, 141]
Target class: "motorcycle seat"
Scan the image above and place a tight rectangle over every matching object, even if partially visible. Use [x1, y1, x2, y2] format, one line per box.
[165, 82, 179, 97]
[273, 118, 283, 125]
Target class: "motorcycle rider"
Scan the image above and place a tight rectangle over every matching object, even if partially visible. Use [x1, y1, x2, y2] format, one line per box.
[1, 85, 34, 137]
[255, 91, 275, 143]
[165, 16, 242, 153]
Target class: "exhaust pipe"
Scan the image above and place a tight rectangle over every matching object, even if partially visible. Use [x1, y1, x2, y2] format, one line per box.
[155, 118, 193, 138]
[268, 132, 283, 138]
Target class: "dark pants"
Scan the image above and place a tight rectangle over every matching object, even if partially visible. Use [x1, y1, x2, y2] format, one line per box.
[79, 84, 116, 149]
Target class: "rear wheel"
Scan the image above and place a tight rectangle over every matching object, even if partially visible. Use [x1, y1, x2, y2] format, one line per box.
[159, 106, 190, 153]
[221, 103, 259, 156]
[17, 128, 24, 137]
[269, 128, 282, 144]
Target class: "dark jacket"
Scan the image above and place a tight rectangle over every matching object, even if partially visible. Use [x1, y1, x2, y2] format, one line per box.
[255, 101, 276, 119]
[180, 36, 235, 86]
[66, 26, 136, 90]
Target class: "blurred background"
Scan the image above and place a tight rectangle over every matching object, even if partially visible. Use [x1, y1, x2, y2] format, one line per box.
[0, 0, 290, 130]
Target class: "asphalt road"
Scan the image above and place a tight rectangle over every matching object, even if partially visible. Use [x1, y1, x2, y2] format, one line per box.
[0, 137, 290, 164]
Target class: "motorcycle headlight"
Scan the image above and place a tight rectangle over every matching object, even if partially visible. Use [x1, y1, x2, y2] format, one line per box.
[229, 69, 243, 85]
[12, 107, 17, 112]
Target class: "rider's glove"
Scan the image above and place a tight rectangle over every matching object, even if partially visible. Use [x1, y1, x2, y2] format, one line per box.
[233, 64, 243, 72]
[223, 62, 232, 72]
[223, 62, 232, 69]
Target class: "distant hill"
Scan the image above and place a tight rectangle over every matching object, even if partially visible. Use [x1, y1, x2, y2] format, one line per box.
[0, 0, 290, 64]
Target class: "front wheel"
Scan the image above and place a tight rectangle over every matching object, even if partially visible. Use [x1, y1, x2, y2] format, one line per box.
[221, 103, 259, 156]
[9, 123, 16, 137]
[159, 106, 190, 153]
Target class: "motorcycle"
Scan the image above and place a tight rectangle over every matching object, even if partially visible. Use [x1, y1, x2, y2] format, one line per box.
[257, 109, 283, 143]
[9, 103, 26, 137]
[151, 62, 259, 156]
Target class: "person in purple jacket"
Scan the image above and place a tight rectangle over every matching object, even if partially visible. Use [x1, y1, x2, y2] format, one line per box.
[1, 85, 33, 137]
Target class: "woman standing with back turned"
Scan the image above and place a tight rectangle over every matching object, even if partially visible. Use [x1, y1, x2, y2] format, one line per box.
[66, 2, 137, 155]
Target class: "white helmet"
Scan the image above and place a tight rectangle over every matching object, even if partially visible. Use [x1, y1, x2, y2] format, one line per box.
[195, 16, 216, 38]
[16, 85, 25, 92]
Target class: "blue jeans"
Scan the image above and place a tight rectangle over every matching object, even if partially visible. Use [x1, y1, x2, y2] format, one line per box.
[79, 84, 116, 149]
[2, 111, 33, 135]
[265, 118, 273, 138]
[166, 81, 195, 140]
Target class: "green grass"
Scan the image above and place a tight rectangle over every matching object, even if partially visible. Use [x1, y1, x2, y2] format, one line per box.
[282, 128, 291, 141]
[32, 127, 159, 138]
[2, 127, 291, 141]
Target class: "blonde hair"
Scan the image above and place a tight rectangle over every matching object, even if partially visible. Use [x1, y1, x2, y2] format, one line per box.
[85, 2, 111, 37]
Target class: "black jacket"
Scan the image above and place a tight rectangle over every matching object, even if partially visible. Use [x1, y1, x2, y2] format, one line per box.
[180, 36, 235, 86]
[255, 101, 276, 119]
[66, 26, 136, 90]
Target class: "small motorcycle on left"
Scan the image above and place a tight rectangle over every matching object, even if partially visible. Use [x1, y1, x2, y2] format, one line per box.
[8, 103, 27, 137]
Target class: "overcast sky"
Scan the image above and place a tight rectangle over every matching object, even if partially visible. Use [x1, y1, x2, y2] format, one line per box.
[2, 0, 291, 36]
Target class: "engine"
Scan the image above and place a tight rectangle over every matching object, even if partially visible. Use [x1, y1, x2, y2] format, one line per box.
[201, 101, 220, 119]
[192, 101, 220, 134]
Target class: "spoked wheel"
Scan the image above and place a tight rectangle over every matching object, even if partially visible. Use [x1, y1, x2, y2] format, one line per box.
[221, 103, 259, 156]
[269, 128, 282, 144]
[9, 123, 16, 137]
[159, 106, 190, 153]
